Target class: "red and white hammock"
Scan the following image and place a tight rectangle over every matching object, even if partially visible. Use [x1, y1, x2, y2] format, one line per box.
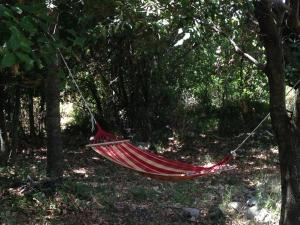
[87, 139, 233, 181]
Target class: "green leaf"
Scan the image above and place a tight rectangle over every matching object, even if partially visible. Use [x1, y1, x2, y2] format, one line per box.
[7, 26, 21, 50]
[16, 52, 30, 62]
[7, 26, 32, 52]
[1, 52, 16, 68]
[73, 37, 85, 47]
[7, 32, 20, 50]
[0, 5, 12, 18]
[20, 17, 37, 34]
[19, 36, 32, 53]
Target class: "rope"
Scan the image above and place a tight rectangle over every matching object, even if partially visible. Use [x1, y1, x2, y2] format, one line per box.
[231, 78, 300, 156]
[57, 49, 97, 130]
[48, 34, 97, 131]
[230, 114, 269, 156]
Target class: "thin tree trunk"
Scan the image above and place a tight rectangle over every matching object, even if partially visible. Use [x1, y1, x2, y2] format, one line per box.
[10, 82, 21, 155]
[39, 84, 46, 138]
[45, 53, 64, 179]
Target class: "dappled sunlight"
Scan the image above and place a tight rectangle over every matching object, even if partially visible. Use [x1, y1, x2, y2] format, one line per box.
[60, 102, 75, 130]
[72, 167, 94, 178]
[92, 156, 101, 161]
[35, 155, 47, 161]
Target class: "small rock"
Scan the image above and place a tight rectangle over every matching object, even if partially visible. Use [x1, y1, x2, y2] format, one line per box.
[246, 205, 259, 220]
[153, 187, 161, 193]
[228, 202, 241, 211]
[182, 207, 200, 221]
[246, 197, 258, 207]
[255, 208, 269, 222]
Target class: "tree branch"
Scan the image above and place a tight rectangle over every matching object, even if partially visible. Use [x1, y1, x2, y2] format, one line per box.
[210, 24, 266, 71]
[287, 0, 300, 34]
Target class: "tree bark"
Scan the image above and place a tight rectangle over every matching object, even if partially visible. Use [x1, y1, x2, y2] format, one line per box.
[39, 83, 46, 138]
[254, 1, 300, 224]
[295, 88, 300, 129]
[45, 54, 64, 179]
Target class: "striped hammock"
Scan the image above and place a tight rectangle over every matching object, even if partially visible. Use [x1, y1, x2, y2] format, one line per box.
[87, 140, 232, 181]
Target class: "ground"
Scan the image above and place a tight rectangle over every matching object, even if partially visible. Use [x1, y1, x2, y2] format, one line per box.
[0, 130, 280, 225]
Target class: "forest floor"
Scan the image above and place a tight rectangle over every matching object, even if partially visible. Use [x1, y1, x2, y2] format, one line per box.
[0, 130, 280, 225]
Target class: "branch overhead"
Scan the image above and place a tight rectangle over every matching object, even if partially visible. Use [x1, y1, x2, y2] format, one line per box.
[211, 24, 266, 71]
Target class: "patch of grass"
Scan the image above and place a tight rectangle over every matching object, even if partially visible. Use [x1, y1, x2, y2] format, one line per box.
[220, 185, 233, 210]
[130, 186, 158, 201]
[131, 186, 148, 201]
[219, 183, 248, 213]
[165, 181, 199, 205]
[254, 174, 281, 215]
[62, 180, 94, 200]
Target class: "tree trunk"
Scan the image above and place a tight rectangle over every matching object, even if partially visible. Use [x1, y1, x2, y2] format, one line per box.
[39, 83, 46, 138]
[0, 85, 9, 165]
[88, 79, 103, 117]
[45, 53, 64, 179]
[254, 1, 300, 224]
[28, 89, 35, 137]
[295, 88, 300, 129]
[10, 82, 21, 155]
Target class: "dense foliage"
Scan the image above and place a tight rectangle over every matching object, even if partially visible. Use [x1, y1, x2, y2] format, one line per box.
[0, 1, 270, 150]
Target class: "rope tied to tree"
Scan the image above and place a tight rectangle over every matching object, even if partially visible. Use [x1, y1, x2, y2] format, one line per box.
[48, 33, 97, 131]
[231, 77, 300, 157]
[57, 49, 97, 131]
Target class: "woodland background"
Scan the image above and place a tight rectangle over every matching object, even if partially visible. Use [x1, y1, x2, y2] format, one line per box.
[1, 1, 300, 224]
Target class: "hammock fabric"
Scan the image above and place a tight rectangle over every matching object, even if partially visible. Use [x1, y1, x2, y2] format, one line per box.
[87, 139, 233, 181]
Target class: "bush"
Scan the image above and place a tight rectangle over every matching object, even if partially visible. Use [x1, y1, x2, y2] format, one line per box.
[218, 100, 269, 136]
